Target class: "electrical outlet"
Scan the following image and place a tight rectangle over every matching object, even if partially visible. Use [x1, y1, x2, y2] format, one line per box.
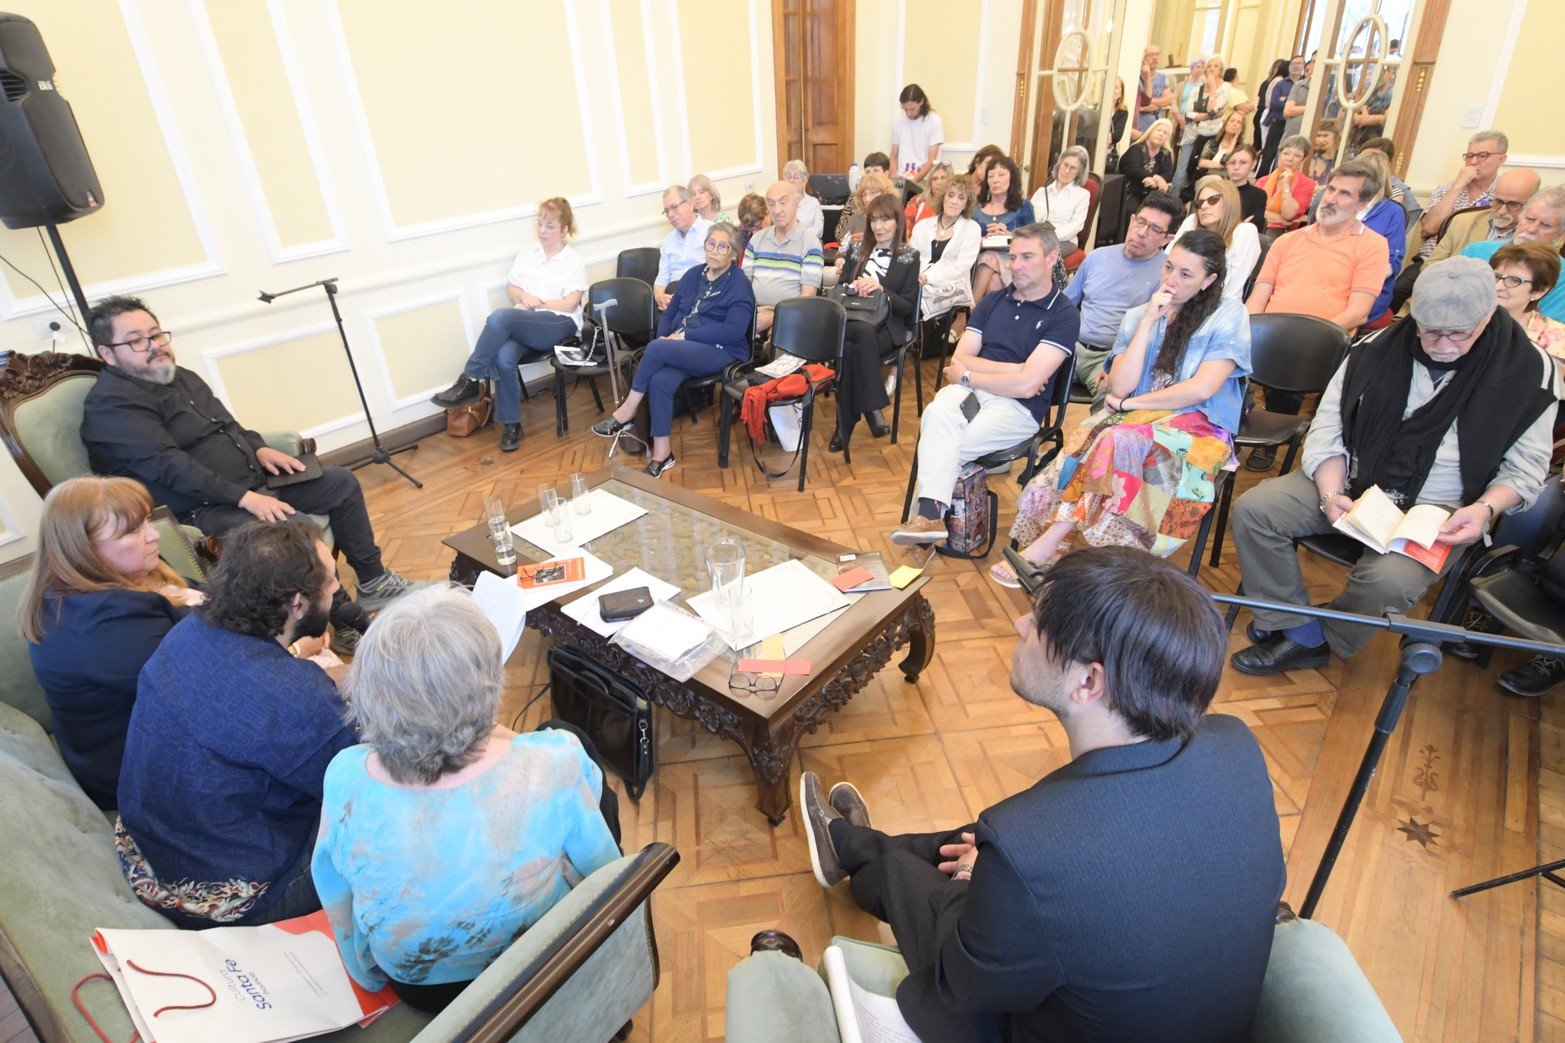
[979, 105, 993, 126]
[1462, 106, 1482, 129]
[31, 316, 62, 341]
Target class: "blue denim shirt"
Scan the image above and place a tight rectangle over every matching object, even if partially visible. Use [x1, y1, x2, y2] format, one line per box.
[1108, 297, 1252, 434]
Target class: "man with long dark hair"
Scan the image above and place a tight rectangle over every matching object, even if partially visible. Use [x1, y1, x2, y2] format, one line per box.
[801, 547, 1285, 1041]
[115, 520, 356, 928]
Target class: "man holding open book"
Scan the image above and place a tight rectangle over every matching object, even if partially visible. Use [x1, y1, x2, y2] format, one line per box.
[1229, 257, 1557, 675]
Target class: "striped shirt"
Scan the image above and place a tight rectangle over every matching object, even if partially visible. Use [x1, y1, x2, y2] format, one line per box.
[742, 220, 824, 307]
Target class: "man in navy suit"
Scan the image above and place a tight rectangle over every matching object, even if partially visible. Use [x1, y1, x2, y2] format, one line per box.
[803, 546, 1285, 1042]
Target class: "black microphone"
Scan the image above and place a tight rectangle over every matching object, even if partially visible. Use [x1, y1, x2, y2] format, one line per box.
[257, 291, 275, 304]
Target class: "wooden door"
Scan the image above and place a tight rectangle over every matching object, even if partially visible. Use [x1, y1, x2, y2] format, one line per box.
[772, 0, 854, 175]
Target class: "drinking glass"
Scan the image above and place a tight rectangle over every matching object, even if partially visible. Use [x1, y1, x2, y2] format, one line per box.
[706, 538, 748, 639]
[482, 496, 516, 566]
[543, 490, 573, 543]
[570, 472, 591, 516]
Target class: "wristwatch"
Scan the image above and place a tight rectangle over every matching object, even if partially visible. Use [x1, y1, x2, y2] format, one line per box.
[1318, 490, 1344, 513]
[960, 370, 971, 388]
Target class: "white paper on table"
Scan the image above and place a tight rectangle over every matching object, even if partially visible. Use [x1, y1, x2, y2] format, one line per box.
[517, 551, 614, 612]
[472, 570, 528, 662]
[509, 489, 648, 555]
[562, 567, 682, 638]
[782, 603, 853, 658]
[616, 602, 714, 661]
[822, 945, 920, 1043]
[687, 559, 852, 652]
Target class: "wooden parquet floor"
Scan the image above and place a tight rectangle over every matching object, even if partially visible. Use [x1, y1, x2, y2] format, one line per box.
[350, 363, 1556, 1042]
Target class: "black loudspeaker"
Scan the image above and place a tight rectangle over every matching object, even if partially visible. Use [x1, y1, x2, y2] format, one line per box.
[1094, 173, 1125, 248]
[0, 13, 102, 230]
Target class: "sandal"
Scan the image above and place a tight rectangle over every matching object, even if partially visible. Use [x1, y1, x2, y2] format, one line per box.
[591, 416, 631, 438]
[989, 560, 1024, 589]
[997, 547, 1054, 596]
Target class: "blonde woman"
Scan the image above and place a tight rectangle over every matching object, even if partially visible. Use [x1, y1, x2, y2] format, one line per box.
[19, 476, 203, 808]
[905, 162, 952, 233]
[910, 173, 982, 323]
[1167, 175, 1261, 300]
[688, 173, 733, 226]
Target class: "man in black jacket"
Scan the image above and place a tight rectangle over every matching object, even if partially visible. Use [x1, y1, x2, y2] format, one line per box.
[802, 547, 1285, 1042]
[80, 296, 417, 613]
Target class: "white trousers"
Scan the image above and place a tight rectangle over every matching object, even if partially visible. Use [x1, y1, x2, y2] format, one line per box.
[913, 385, 1040, 507]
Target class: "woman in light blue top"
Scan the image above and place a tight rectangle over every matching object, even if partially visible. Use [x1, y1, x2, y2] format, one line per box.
[995, 230, 1251, 585]
[312, 585, 621, 1013]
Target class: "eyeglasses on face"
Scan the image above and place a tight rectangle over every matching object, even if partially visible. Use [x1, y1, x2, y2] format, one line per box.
[1129, 213, 1172, 236]
[1463, 150, 1499, 163]
[1416, 324, 1480, 345]
[1491, 199, 1527, 213]
[1495, 273, 1534, 289]
[107, 330, 173, 353]
[704, 239, 733, 252]
[662, 201, 690, 216]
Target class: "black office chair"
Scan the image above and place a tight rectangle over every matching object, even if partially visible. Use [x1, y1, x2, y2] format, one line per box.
[716, 297, 847, 492]
[878, 285, 922, 444]
[1207, 314, 1350, 566]
[898, 366, 1073, 560]
[616, 247, 662, 288]
[551, 279, 655, 439]
[675, 314, 759, 426]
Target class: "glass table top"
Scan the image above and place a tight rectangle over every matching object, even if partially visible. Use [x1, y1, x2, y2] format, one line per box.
[512, 479, 840, 601]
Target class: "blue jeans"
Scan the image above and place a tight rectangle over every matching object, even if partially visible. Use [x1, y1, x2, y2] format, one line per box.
[463, 308, 578, 424]
[1170, 136, 1199, 199]
[630, 338, 737, 438]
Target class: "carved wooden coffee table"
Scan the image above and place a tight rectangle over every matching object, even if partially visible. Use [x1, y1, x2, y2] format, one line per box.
[444, 466, 934, 824]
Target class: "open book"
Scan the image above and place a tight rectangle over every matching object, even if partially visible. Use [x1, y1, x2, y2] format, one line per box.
[822, 944, 920, 1043]
[1332, 485, 1452, 571]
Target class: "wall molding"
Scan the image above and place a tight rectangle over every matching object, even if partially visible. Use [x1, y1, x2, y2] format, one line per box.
[597, 0, 671, 198]
[893, 0, 992, 155]
[319, 0, 602, 243]
[186, 0, 349, 266]
[1482, 0, 1528, 130]
[195, 321, 368, 440]
[359, 289, 479, 413]
[666, 0, 766, 182]
[0, 0, 227, 321]
[1507, 153, 1565, 174]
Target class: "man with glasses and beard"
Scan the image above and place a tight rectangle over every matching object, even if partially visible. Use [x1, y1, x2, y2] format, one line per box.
[1228, 258, 1556, 675]
[80, 296, 420, 621]
[1461, 186, 1565, 321]
[115, 520, 357, 927]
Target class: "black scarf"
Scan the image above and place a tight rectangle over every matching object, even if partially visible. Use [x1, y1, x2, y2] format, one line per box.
[1339, 311, 1555, 507]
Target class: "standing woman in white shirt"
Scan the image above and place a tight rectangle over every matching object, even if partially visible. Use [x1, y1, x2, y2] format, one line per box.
[1029, 147, 1092, 253]
[430, 197, 586, 452]
[1167, 176, 1260, 301]
[889, 84, 944, 183]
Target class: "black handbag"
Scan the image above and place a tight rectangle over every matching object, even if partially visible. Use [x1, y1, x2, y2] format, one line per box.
[827, 282, 890, 326]
[546, 645, 656, 801]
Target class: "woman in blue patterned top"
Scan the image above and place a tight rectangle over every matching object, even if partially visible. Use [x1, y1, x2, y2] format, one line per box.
[313, 585, 621, 1013]
[993, 230, 1251, 586]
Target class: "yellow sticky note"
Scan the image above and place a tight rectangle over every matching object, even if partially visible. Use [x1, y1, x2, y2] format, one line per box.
[888, 565, 923, 589]
[760, 636, 786, 678]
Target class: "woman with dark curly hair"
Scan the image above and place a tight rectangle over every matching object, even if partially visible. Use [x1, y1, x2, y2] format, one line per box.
[993, 230, 1251, 586]
[970, 154, 1035, 302]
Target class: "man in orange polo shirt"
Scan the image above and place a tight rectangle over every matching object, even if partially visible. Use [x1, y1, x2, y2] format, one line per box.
[1243, 158, 1389, 470]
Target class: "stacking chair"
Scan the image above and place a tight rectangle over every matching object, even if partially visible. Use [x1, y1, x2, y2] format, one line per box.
[1206, 314, 1350, 567]
[616, 247, 662, 288]
[551, 279, 655, 438]
[877, 284, 922, 443]
[1060, 171, 1103, 273]
[898, 366, 1073, 560]
[674, 315, 758, 427]
[715, 297, 847, 492]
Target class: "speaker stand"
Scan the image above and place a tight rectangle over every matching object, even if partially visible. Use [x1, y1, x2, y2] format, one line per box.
[44, 223, 90, 330]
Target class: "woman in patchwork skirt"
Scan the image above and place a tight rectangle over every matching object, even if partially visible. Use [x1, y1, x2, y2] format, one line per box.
[992, 229, 1251, 586]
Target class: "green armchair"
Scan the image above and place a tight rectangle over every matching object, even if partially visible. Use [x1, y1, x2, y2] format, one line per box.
[725, 914, 1403, 1043]
[0, 350, 332, 552]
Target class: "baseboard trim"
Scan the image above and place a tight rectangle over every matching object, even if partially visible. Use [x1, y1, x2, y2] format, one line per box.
[318, 414, 448, 469]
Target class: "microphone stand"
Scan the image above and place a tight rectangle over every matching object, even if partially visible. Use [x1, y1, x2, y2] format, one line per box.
[1212, 592, 1565, 919]
[257, 278, 422, 489]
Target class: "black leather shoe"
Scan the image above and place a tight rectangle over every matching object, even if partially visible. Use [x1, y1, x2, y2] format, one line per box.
[431, 375, 482, 409]
[1230, 635, 1330, 676]
[865, 410, 891, 439]
[749, 930, 804, 960]
[828, 430, 846, 453]
[499, 423, 522, 452]
[1498, 654, 1565, 697]
[1244, 446, 1278, 472]
[591, 416, 630, 437]
[1246, 622, 1274, 644]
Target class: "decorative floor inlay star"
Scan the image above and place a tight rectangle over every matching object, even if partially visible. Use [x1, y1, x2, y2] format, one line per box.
[1398, 816, 1441, 849]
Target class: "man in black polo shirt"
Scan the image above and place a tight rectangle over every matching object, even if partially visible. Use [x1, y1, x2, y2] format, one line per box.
[892, 222, 1079, 545]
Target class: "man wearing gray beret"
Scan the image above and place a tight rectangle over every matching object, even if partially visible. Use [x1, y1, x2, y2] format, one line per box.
[1228, 256, 1558, 674]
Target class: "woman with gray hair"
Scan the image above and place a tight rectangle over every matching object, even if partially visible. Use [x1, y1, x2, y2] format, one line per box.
[1028, 146, 1092, 252]
[782, 158, 825, 240]
[312, 585, 621, 1013]
[688, 173, 732, 225]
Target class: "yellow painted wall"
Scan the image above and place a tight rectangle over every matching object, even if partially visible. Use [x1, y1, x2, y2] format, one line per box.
[372, 300, 473, 403]
[214, 331, 358, 434]
[1490, 0, 1563, 160]
[607, 0, 663, 188]
[202, 1, 334, 249]
[677, 0, 761, 175]
[902, 0, 982, 146]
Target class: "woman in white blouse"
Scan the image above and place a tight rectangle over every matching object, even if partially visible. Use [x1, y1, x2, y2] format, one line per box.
[781, 158, 824, 241]
[909, 173, 981, 331]
[1166, 175, 1260, 302]
[889, 84, 944, 183]
[430, 197, 586, 452]
[1028, 146, 1091, 253]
